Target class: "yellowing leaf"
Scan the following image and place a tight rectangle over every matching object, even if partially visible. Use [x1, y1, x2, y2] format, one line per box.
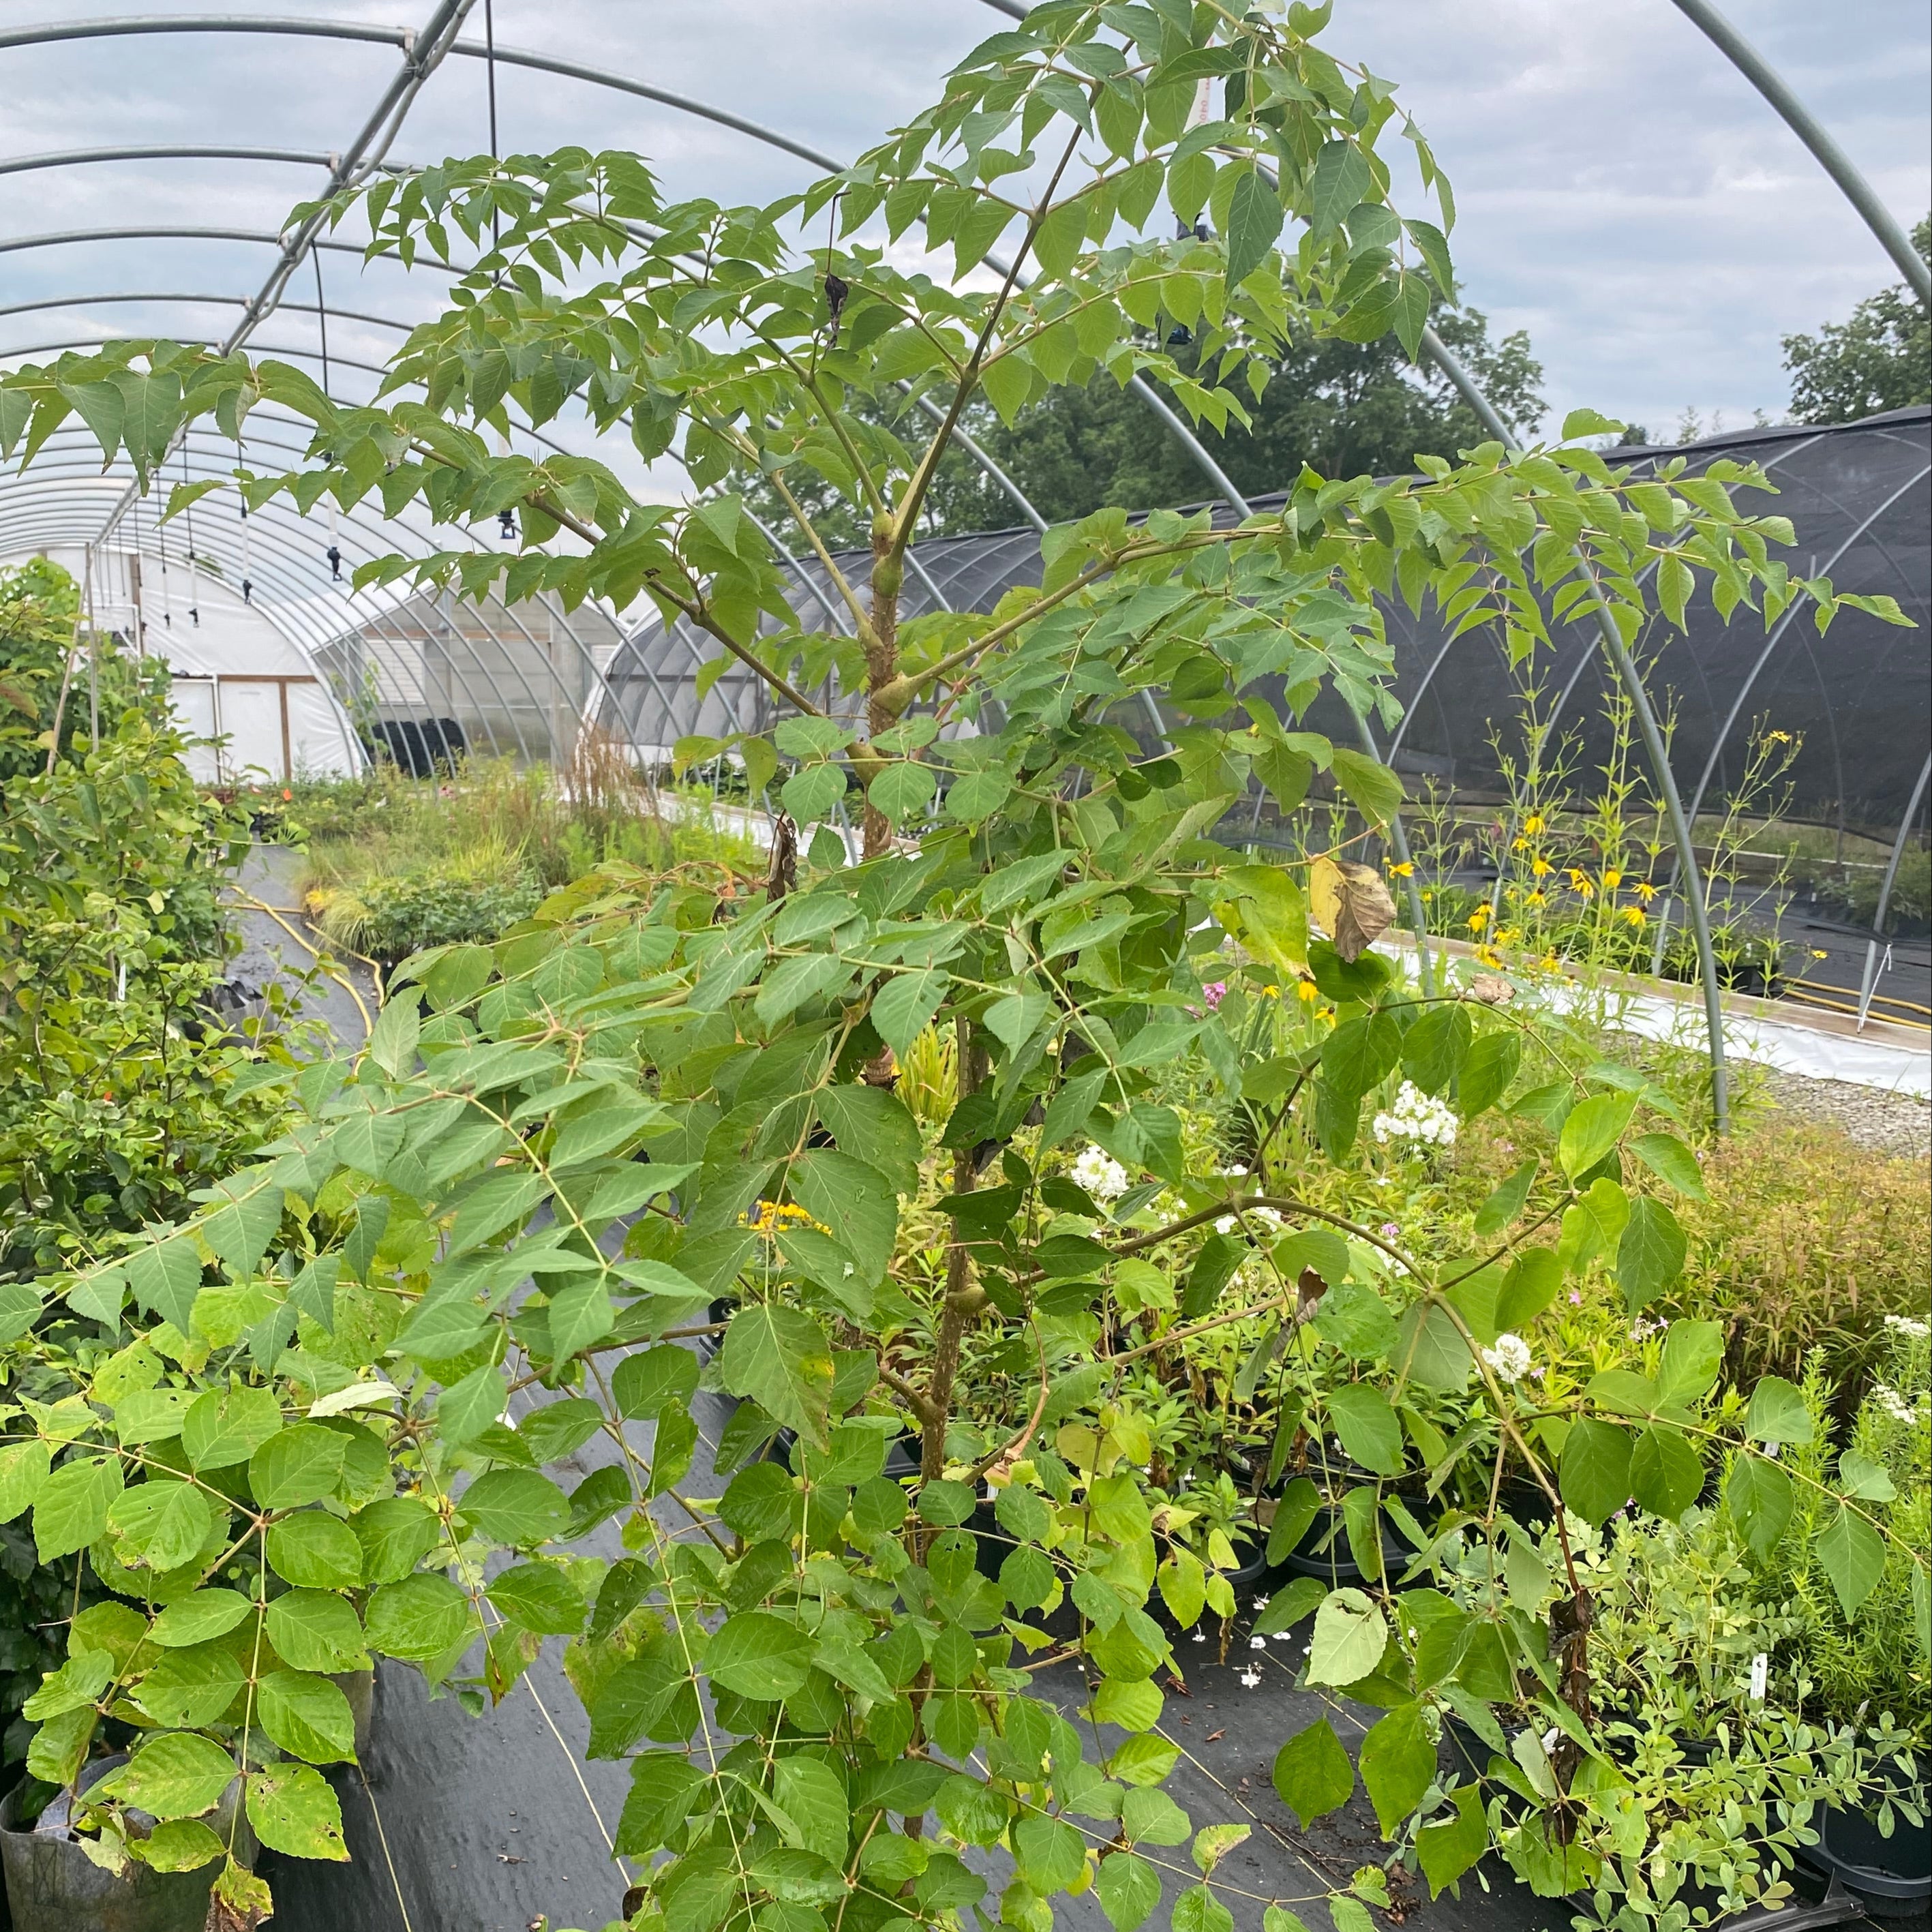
[1309, 856, 1394, 964]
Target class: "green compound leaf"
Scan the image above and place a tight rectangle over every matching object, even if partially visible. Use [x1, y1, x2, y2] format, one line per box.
[98, 1732, 237, 1821]
[458, 1468, 571, 1547]
[267, 1589, 371, 1672]
[246, 1762, 349, 1860]
[266, 1511, 363, 1589]
[1616, 1196, 1686, 1313]
[1560, 1417, 1631, 1526]
[1726, 1453, 1793, 1560]
[1095, 1849, 1161, 1932]
[1307, 1587, 1387, 1687]
[363, 1573, 473, 1663]
[1628, 1424, 1702, 1522]
[706, 1611, 814, 1700]
[1325, 1385, 1404, 1478]
[249, 1422, 347, 1510]
[1416, 1783, 1488, 1897]
[1745, 1376, 1813, 1446]
[33, 1453, 125, 1563]
[1558, 1091, 1635, 1179]
[716, 1304, 834, 1451]
[257, 1669, 357, 1765]
[1816, 1505, 1888, 1620]
[1272, 1718, 1355, 1828]
[108, 1478, 215, 1573]
[1358, 1700, 1436, 1837]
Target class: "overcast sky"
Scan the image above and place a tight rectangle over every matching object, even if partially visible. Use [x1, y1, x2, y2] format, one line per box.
[2, 0, 1927, 457]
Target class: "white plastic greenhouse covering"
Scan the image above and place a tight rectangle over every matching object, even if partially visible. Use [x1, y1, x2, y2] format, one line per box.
[35, 543, 362, 783]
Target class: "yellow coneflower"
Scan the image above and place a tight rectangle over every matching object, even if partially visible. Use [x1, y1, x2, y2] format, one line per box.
[1531, 857, 1552, 878]
[1388, 860, 1415, 878]
[1602, 869, 1623, 890]
[1522, 813, 1546, 834]
[1467, 905, 1491, 931]
[1297, 978, 1319, 1003]
[1620, 905, 1646, 929]
[1633, 880, 1657, 903]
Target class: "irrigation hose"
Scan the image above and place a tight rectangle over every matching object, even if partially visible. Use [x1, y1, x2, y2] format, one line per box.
[1787, 975, 1932, 1019]
[226, 889, 380, 1038]
[1780, 985, 1932, 1030]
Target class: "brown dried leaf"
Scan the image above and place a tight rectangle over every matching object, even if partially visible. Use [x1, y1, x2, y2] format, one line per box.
[206, 1856, 273, 1932]
[1309, 856, 1395, 963]
[1468, 973, 1515, 1006]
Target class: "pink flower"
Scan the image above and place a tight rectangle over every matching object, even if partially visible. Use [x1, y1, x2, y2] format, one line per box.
[1568, 1290, 1582, 1305]
[1202, 982, 1227, 1010]
[1380, 1222, 1400, 1239]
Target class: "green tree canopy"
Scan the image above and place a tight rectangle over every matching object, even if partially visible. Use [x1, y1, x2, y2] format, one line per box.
[1782, 217, 1931, 425]
[751, 308, 1543, 546]
[931, 305, 1543, 530]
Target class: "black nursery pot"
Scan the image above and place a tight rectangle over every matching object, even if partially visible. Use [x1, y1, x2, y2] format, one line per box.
[0, 1755, 255, 1932]
[1267, 1476, 1417, 1589]
[1798, 1766, 1932, 1918]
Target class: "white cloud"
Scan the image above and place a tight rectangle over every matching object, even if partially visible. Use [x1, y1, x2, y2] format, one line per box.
[2, 0, 1925, 469]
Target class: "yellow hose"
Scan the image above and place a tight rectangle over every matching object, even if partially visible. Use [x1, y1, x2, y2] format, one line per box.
[227, 889, 379, 1039]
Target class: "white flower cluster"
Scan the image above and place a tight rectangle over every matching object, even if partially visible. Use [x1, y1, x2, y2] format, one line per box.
[1481, 1332, 1534, 1383]
[1070, 1145, 1130, 1203]
[1371, 1081, 1458, 1150]
[1883, 1314, 1930, 1340]
[1872, 1382, 1927, 1426]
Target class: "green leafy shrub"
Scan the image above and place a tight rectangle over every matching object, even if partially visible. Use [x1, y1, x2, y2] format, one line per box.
[0, 6, 1918, 1926]
[0, 587, 306, 1278]
[1677, 1121, 1931, 1389]
[307, 864, 545, 966]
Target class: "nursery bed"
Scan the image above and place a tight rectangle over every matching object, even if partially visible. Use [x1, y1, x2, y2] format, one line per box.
[260, 1362, 1904, 1932]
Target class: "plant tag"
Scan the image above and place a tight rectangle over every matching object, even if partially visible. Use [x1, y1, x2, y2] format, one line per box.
[1749, 1652, 1768, 1701]
[1188, 80, 1215, 130]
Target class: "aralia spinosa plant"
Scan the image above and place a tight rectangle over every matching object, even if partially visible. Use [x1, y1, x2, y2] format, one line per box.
[0, 3, 1918, 1927]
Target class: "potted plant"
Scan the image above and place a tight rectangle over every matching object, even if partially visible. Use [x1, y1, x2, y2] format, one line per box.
[1760, 1319, 1930, 1914]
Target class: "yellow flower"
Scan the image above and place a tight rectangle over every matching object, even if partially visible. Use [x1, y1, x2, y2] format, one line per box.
[1620, 905, 1646, 929]
[1530, 857, 1552, 878]
[1466, 905, 1491, 931]
[1522, 813, 1546, 834]
[740, 1200, 832, 1239]
[1511, 837, 1529, 853]
[1633, 880, 1657, 903]
[1764, 729, 1792, 744]
[1261, 984, 1281, 999]
[1539, 950, 1561, 972]
[1475, 944, 1504, 968]
[1526, 891, 1546, 907]
[1388, 860, 1415, 878]
[1297, 978, 1319, 1002]
[1602, 869, 1622, 890]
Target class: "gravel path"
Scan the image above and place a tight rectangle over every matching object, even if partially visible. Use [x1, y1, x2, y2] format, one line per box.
[1755, 1064, 1932, 1157]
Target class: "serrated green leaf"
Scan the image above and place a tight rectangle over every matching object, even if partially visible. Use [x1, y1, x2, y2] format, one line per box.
[1271, 1718, 1354, 1828]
